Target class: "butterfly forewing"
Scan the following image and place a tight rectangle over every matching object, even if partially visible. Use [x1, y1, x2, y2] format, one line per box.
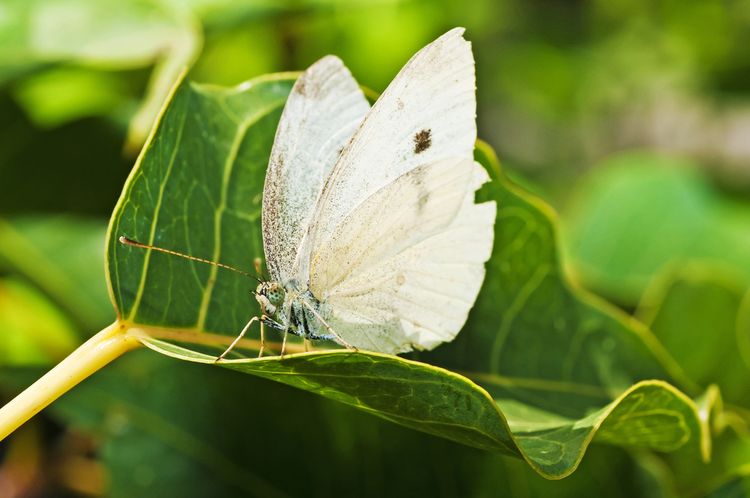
[304, 28, 477, 254]
[262, 55, 370, 283]
[265, 28, 495, 354]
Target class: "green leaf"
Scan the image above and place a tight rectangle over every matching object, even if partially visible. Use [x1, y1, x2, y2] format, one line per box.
[653, 407, 750, 498]
[637, 264, 750, 408]
[0, 0, 200, 144]
[629, 264, 750, 497]
[11, 67, 131, 127]
[562, 153, 750, 304]
[107, 73, 712, 478]
[0, 0, 189, 67]
[107, 73, 294, 330]
[703, 469, 750, 498]
[0, 277, 78, 365]
[0, 352, 667, 498]
[0, 216, 114, 332]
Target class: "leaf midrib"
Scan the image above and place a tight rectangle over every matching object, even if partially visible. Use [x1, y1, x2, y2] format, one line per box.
[194, 101, 287, 329]
[195, 119, 252, 329]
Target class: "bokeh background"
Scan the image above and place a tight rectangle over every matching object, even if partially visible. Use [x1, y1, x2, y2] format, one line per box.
[1, 0, 750, 496]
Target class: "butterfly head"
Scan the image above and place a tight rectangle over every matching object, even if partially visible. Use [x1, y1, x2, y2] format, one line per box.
[255, 281, 286, 315]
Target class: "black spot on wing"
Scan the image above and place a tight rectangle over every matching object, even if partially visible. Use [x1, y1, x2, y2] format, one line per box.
[413, 129, 432, 154]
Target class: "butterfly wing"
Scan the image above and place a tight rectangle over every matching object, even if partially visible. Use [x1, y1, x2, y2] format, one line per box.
[301, 28, 476, 260]
[297, 28, 492, 353]
[311, 158, 495, 353]
[262, 55, 370, 282]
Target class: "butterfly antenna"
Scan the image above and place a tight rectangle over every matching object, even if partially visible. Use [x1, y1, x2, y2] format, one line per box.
[119, 236, 262, 283]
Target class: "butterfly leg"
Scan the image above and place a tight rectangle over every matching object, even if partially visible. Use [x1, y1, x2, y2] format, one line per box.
[301, 301, 358, 351]
[215, 315, 259, 362]
[258, 317, 266, 358]
[280, 330, 288, 357]
[256, 301, 268, 358]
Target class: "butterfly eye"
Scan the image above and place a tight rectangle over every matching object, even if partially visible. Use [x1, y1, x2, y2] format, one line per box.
[267, 288, 284, 305]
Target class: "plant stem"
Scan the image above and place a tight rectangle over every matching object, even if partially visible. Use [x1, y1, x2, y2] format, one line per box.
[0, 321, 141, 441]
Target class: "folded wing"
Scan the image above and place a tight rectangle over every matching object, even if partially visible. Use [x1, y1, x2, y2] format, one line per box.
[303, 28, 476, 265]
[262, 56, 370, 282]
[310, 158, 495, 353]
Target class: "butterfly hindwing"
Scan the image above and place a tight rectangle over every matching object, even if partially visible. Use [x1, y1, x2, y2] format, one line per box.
[310, 158, 495, 353]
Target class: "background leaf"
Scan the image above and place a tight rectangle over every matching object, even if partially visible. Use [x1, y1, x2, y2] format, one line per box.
[562, 153, 750, 305]
[0, 0, 200, 143]
[0, 215, 114, 332]
[0, 277, 78, 365]
[0, 94, 134, 215]
[637, 265, 750, 409]
[628, 263, 750, 498]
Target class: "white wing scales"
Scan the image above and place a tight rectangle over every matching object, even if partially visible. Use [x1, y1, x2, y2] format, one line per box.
[305, 28, 476, 254]
[262, 28, 496, 354]
[311, 158, 474, 293]
[311, 159, 495, 353]
[262, 56, 370, 282]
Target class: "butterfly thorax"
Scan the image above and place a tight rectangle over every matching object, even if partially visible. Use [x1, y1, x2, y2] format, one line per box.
[254, 280, 330, 339]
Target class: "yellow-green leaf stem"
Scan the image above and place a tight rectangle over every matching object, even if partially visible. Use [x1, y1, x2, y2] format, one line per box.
[0, 322, 141, 441]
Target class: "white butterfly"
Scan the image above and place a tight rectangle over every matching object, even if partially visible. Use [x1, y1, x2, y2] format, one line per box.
[247, 27, 496, 356]
[121, 28, 496, 357]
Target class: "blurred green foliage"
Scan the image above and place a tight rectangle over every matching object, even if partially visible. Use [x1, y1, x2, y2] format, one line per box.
[1, 0, 750, 496]
[0, 277, 77, 365]
[638, 266, 750, 408]
[562, 154, 750, 304]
